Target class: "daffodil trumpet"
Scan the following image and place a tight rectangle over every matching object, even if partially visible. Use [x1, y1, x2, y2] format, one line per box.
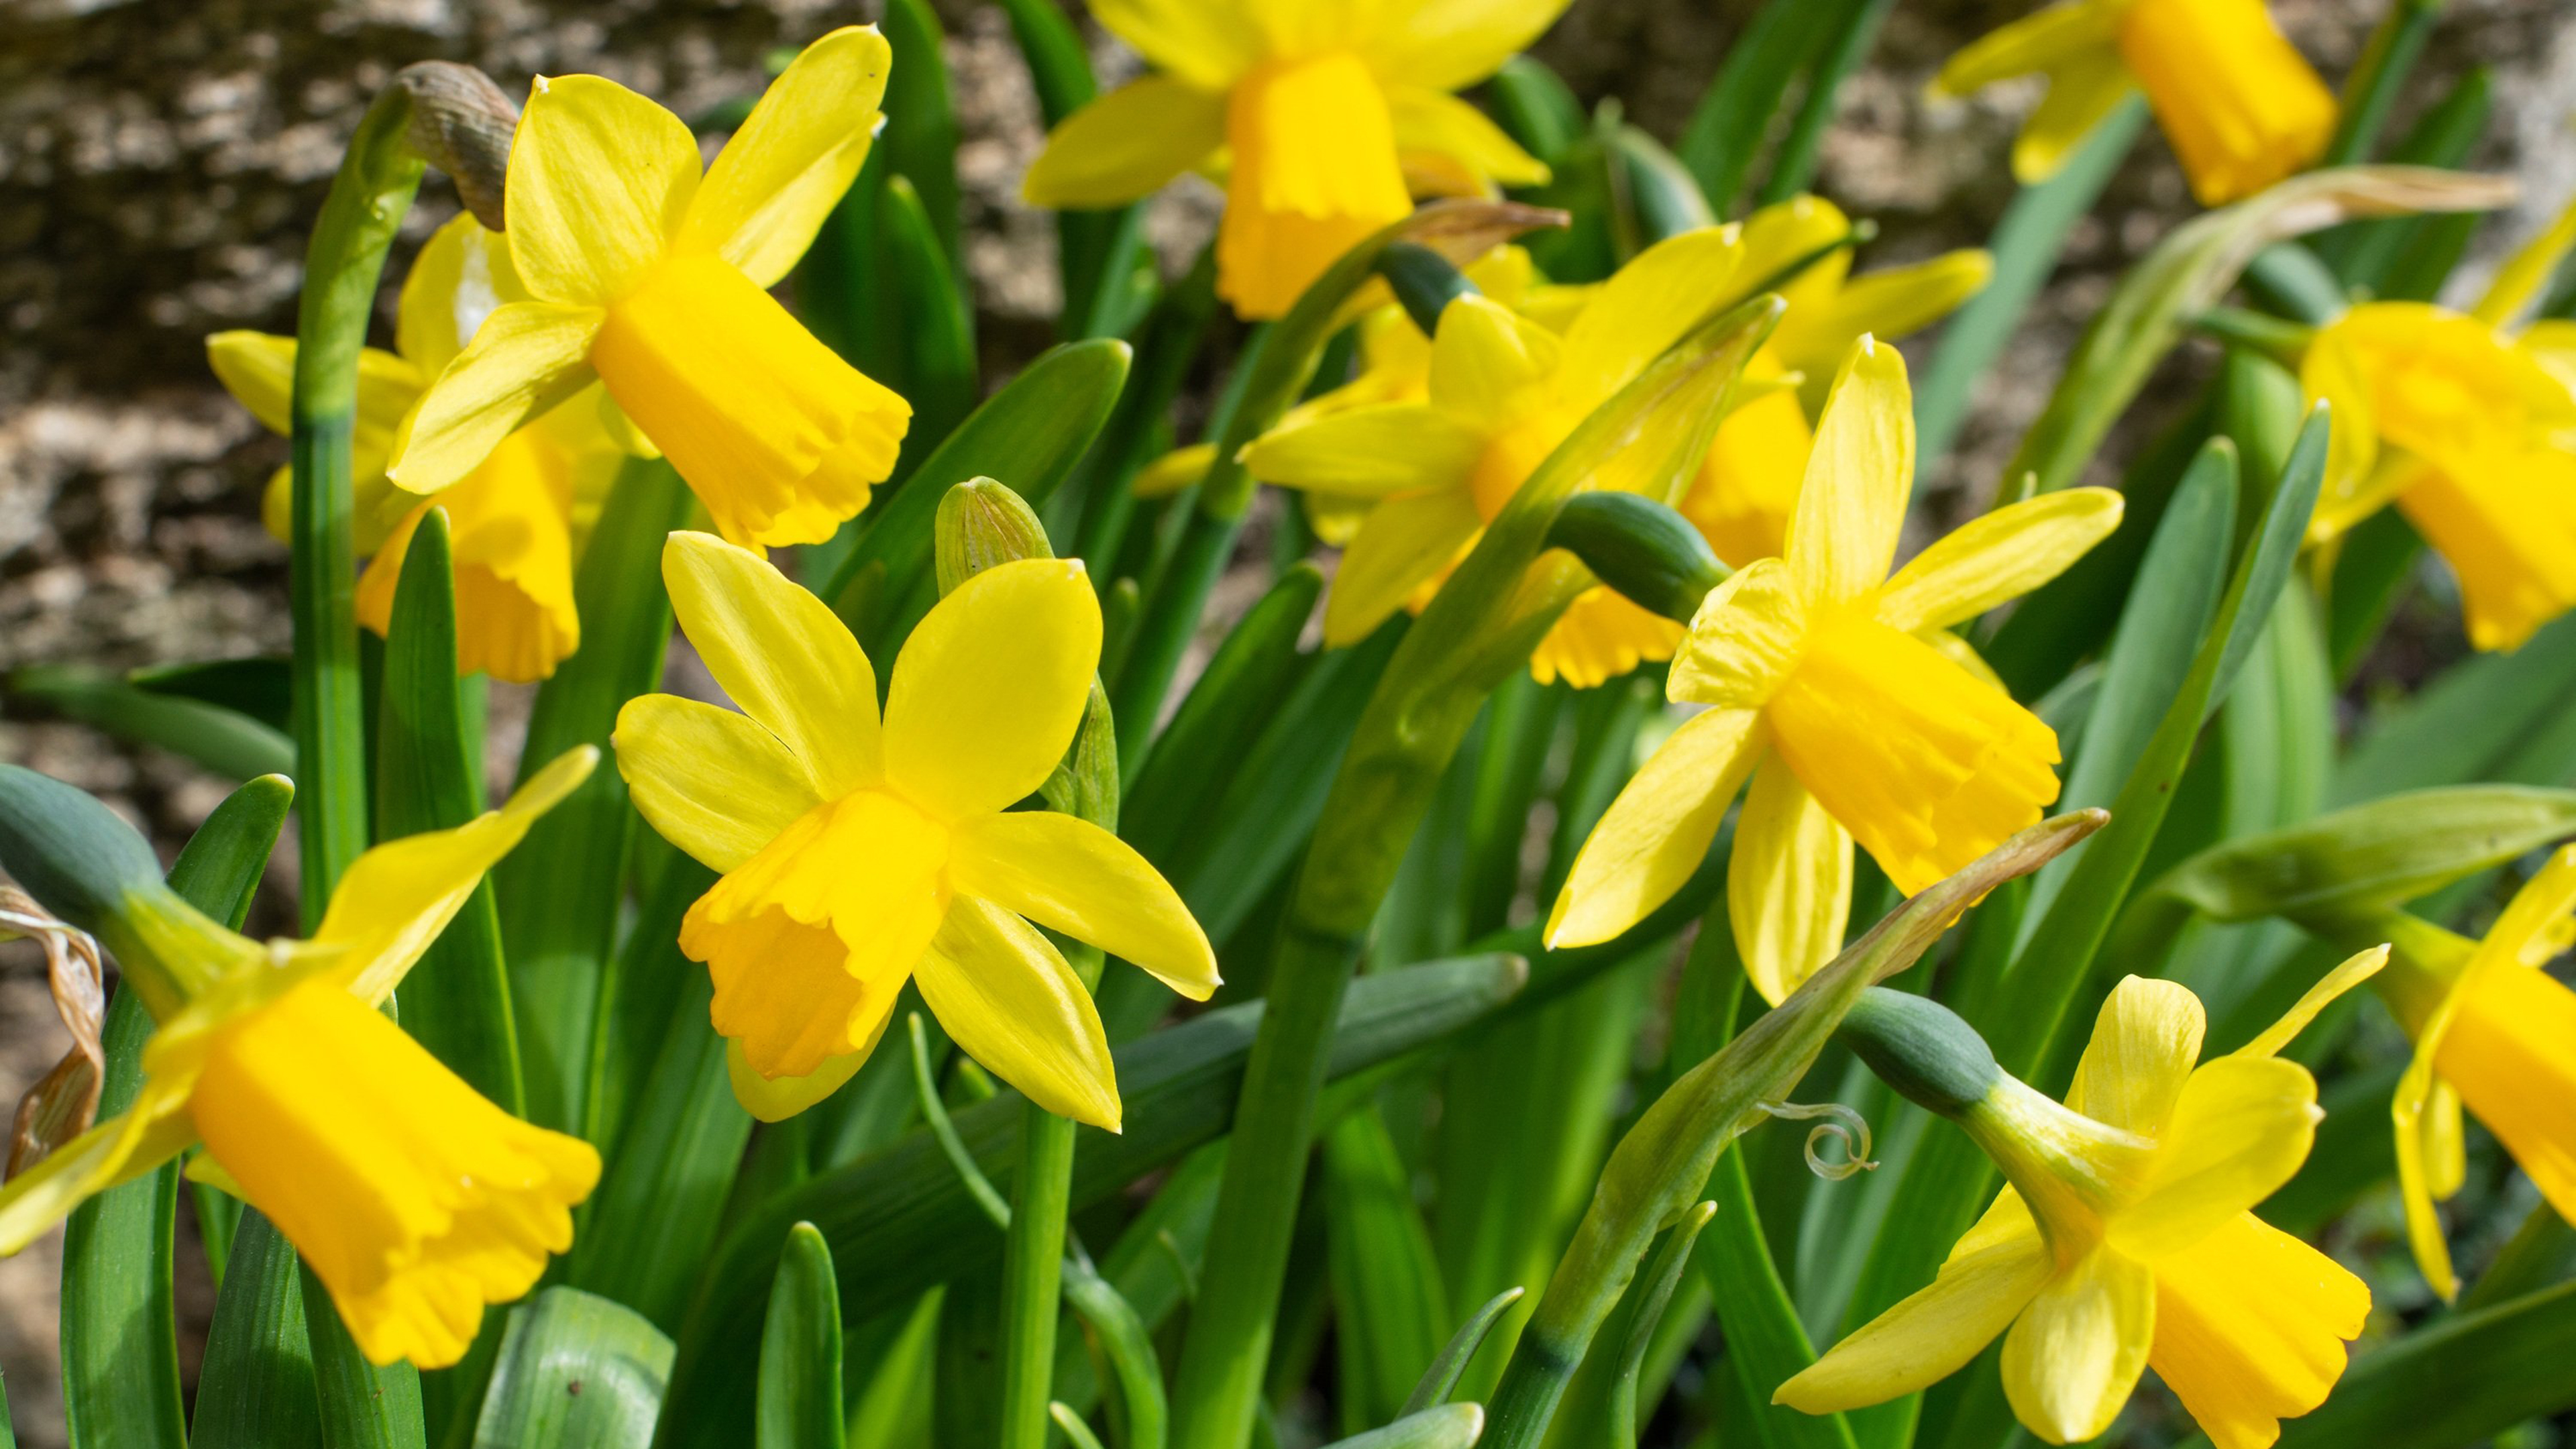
[1788, 957, 2384, 1448]
[0, 751, 603, 1368]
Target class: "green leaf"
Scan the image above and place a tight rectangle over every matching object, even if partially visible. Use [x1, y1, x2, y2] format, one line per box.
[128, 655, 292, 733]
[881, 0, 962, 294]
[472, 1288, 675, 1449]
[825, 338, 1132, 639]
[2000, 166, 2511, 497]
[2325, 66, 2491, 294]
[1609, 1202, 1719, 1449]
[1754, 0, 1893, 207]
[1703, 1146, 1853, 1449]
[494, 458, 690, 1136]
[2267, 1281, 2576, 1449]
[2334, 610, 2576, 805]
[659, 954, 1533, 1442]
[190, 1212, 324, 1449]
[1479, 814, 2104, 1449]
[62, 774, 288, 1449]
[756, 1224, 845, 1449]
[6, 663, 294, 781]
[1674, 0, 1837, 215]
[1322, 1404, 1487, 1449]
[1405, 1289, 1526, 1417]
[1124, 563, 1326, 861]
[2152, 786, 2576, 923]
[304, 1261, 427, 1449]
[1485, 56, 1583, 163]
[881, 172, 979, 460]
[993, 0, 1092, 125]
[375, 508, 523, 1113]
[1326, 1105, 1452, 1434]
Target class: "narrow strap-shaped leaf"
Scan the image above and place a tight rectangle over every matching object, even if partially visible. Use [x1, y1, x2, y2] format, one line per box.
[1754, 0, 1894, 206]
[376, 509, 523, 1114]
[881, 172, 979, 468]
[2333, 609, 2576, 805]
[495, 458, 690, 1138]
[1610, 1203, 1718, 1448]
[304, 1263, 427, 1449]
[881, 0, 963, 298]
[6, 665, 294, 782]
[1123, 564, 1324, 849]
[1675, 0, 1836, 214]
[474, 1288, 675, 1448]
[1403, 1289, 1525, 1417]
[755, 1224, 845, 1449]
[127, 655, 292, 733]
[1324, 1105, 1452, 1433]
[1322, 1404, 1487, 1449]
[191, 1212, 325, 1449]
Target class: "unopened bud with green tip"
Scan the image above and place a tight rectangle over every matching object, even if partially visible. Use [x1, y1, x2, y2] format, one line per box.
[1544, 492, 1731, 624]
[936, 478, 1057, 594]
[0, 766, 246, 1018]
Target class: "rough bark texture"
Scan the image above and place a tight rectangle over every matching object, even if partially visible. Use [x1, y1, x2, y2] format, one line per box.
[1, 1, 2571, 1444]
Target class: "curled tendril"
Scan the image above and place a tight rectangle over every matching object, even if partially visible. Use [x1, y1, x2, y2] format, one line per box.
[1751, 1099, 1878, 1181]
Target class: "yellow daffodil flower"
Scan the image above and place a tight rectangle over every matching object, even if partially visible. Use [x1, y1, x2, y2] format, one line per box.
[1676, 195, 1992, 568]
[1020, 0, 1562, 318]
[1780, 957, 2383, 1448]
[0, 750, 602, 1368]
[612, 533, 1218, 1129]
[1242, 225, 1766, 687]
[2298, 199, 2576, 652]
[2373, 845, 2576, 1299]
[1933, 0, 2336, 207]
[388, 28, 910, 551]
[208, 215, 624, 682]
[1547, 340, 2122, 1000]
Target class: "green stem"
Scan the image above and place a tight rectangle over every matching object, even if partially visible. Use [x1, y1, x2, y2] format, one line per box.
[2322, 0, 2448, 168]
[999, 946, 1107, 1449]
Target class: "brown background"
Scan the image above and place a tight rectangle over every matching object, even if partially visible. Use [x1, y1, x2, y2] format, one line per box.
[1, 1, 2570, 1442]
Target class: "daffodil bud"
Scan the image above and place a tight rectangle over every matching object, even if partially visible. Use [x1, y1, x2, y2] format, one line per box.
[0, 766, 239, 1018]
[1375, 241, 1479, 337]
[1835, 987, 2003, 1120]
[936, 477, 1055, 595]
[2153, 785, 2576, 926]
[1544, 492, 1730, 625]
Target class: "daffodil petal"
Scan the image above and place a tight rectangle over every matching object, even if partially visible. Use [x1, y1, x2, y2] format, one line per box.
[725, 1034, 877, 1124]
[1321, 488, 1483, 647]
[949, 812, 1218, 1000]
[1090, 0, 1264, 88]
[1776, 250, 1997, 406]
[2233, 946, 2386, 1061]
[660, 530, 883, 798]
[1385, 86, 1548, 187]
[1239, 402, 1489, 498]
[1558, 227, 1750, 411]
[2063, 975, 2204, 1136]
[883, 558, 1101, 821]
[1546, 708, 1764, 949]
[1668, 557, 1807, 708]
[679, 27, 892, 287]
[508, 73, 702, 306]
[2477, 843, 2576, 970]
[1788, 338, 1913, 606]
[315, 747, 598, 1004]
[1426, 294, 1565, 431]
[0, 1093, 195, 1255]
[2398, 450, 2576, 653]
[1876, 488, 2125, 635]
[206, 330, 301, 435]
[1023, 74, 1229, 209]
[2298, 329, 2381, 542]
[1356, 0, 1572, 92]
[2014, 48, 2141, 186]
[613, 694, 824, 873]
[388, 301, 604, 496]
[396, 213, 527, 374]
[1728, 755, 1854, 1007]
[2435, 953, 2576, 1225]
[2000, 1246, 2155, 1446]
[2391, 1016, 2459, 1297]
[1216, 52, 1414, 320]
[916, 897, 1122, 1132]
[2114, 1055, 2319, 1260]
[2150, 1213, 2369, 1449]
[1776, 1190, 2051, 1413]
[1932, 0, 2125, 98]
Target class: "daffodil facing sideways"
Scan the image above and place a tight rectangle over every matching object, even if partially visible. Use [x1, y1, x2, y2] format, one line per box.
[1933, 0, 2336, 207]
[1548, 340, 2122, 1000]
[2297, 197, 2576, 652]
[0, 750, 602, 1368]
[2367, 845, 2576, 1299]
[612, 533, 1218, 1128]
[1244, 225, 1766, 688]
[208, 214, 625, 682]
[1783, 956, 2385, 1449]
[1020, 0, 1562, 318]
[388, 28, 911, 551]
